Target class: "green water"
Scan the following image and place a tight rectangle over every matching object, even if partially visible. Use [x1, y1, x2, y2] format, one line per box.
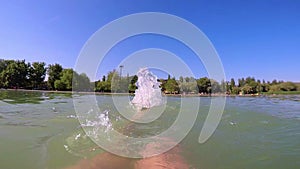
[0, 90, 299, 169]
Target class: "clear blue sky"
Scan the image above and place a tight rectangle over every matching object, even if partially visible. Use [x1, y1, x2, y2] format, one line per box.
[0, 0, 299, 82]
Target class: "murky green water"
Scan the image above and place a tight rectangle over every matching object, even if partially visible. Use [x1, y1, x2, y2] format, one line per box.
[0, 90, 299, 169]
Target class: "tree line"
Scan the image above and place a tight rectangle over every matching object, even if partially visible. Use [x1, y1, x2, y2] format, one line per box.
[1, 59, 299, 94]
[0, 59, 91, 91]
[95, 70, 300, 95]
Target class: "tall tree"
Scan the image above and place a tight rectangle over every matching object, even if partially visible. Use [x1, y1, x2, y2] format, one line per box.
[29, 62, 46, 89]
[256, 80, 262, 93]
[197, 77, 211, 94]
[179, 80, 198, 93]
[0, 59, 6, 73]
[47, 64, 63, 90]
[73, 73, 91, 91]
[210, 79, 221, 93]
[108, 69, 120, 92]
[1, 60, 30, 88]
[238, 78, 245, 87]
[54, 69, 75, 90]
[230, 78, 236, 91]
[220, 79, 226, 93]
[165, 77, 179, 94]
[0, 59, 10, 87]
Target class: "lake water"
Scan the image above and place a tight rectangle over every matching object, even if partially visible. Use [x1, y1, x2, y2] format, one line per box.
[0, 90, 299, 169]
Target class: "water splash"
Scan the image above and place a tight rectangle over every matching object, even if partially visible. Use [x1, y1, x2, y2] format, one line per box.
[81, 109, 113, 135]
[131, 68, 164, 109]
[64, 109, 113, 158]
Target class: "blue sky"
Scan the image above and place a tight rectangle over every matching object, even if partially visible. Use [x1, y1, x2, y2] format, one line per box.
[0, 0, 299, 82]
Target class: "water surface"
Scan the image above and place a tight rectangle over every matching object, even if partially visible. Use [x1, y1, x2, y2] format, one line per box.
[0, 90, 299, 169]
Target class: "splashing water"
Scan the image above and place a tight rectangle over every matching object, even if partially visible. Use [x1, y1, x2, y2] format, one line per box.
[131, 68, 164, 109]
[65, 69, 165, 158]
[81, 109, 113, 136]
[64, 108, 114, 158]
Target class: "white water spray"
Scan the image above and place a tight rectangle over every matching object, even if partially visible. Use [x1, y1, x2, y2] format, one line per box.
[131, 68, 164, 109]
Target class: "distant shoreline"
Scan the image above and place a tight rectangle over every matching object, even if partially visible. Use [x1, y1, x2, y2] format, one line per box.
[1, 88, 299, 97]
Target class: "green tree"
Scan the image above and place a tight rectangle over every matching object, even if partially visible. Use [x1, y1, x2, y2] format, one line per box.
[95, 74, 111, 92]
[245, 77, 255, 84]
[229, 78, 235, 92]
[128, 75, 138, 93]
[197, 77, 211, 94]
[210, 79, 221, 93]
[269, 82, 297, 92]
[95, 81, 106, 92]
[261, 80, 269, 92]
[0, 59, 11, 88]
[231, 86, 240, 95]
[220, 79, 227, 93]
[73, 73, 91, 91]
[118, 77, 130, 93]
[108, 70, 121, 92]
[47, 64, 63, 90]
[165, 77, 179, 94]
[54, 69, 77, 90]
[248, 81, 258, 94]
[256, 80, 262, 93]
[0, 59, 7, 73]
[238, 78, 245, 87]
[280, 82, 297, 91]
[225, 81, 230, 93]
[95, 69, 121, 92]
[54, 80, 66, 90]
[1, 60, 30, 88]
[29, 62, 46, 89]
[230, 78, 236, 87]
[179, 80, 198, 93]
[241, 84, 252, 94]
